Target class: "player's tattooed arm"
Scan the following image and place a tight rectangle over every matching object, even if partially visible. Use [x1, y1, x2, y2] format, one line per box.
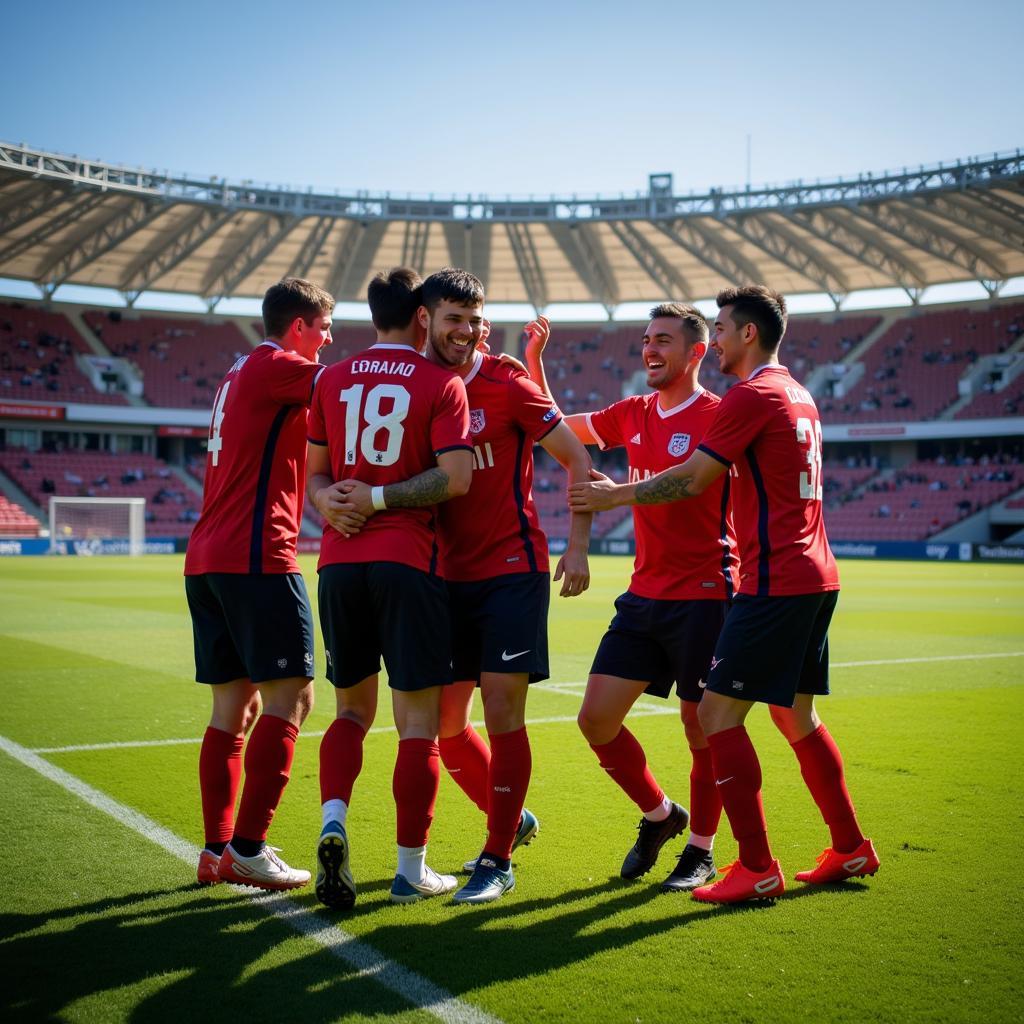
[635, 471, 699, 504]
[382, 467, 451, 508]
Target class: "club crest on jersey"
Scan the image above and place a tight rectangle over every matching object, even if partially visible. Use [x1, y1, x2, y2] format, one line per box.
[470, 409, 487, 434]
[668, 432, 690, 457]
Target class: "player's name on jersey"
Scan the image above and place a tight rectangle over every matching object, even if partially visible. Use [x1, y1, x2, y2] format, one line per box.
[784, 384, 814, 406]
[350, 358, 416, 377]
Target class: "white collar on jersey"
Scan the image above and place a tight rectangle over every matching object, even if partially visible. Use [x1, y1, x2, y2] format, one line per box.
[656, 385, 705, 419]
[369, 342, 422, 354]
[260, 339, 282, 351]
[746, 362, 787, 382]
[462, 350, 484, 386]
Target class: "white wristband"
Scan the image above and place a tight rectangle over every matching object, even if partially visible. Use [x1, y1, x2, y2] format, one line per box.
[370, 485, 387, 511]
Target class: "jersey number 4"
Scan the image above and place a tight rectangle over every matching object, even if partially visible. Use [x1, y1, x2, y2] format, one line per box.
[795, 417, 823, 500]
[339, 383, 410, 467]
[207, 380, 231, 467]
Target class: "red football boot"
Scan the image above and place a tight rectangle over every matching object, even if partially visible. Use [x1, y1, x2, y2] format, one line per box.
[795, 839, 880, 884]
[196, 849, 222, 885]
[692, 858, 785, 903]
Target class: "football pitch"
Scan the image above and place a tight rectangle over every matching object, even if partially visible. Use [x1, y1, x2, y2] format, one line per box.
[1, 555, 1021, 1024]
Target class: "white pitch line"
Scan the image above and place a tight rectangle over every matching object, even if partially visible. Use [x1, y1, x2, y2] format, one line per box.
[0, 732, 502, 1024]
[29, 650, 1024, 755]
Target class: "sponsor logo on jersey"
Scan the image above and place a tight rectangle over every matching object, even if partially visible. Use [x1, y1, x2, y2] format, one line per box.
[668, 432, 690, 457]
[542, 407, 559, 422]
[470, 408, 486, 434]
[630, 433, 642, 444]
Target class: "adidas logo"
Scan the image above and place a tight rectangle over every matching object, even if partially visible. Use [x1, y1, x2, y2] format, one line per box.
[630, 433, 641, 444]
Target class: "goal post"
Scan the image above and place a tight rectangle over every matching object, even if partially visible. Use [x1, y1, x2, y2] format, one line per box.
[48, 497, 146, 556]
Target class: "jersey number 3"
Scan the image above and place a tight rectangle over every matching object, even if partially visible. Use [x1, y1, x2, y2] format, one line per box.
[795, 417, 823, 500]
[339, 383, 410, 467]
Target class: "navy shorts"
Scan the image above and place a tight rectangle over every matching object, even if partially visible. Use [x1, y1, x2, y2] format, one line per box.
[706, 590, 839, 708]
[590, 591, 727, 702]
[185, 572, 315, 685]
[447, 572, 550, 683]
[318, 562, 453, 692]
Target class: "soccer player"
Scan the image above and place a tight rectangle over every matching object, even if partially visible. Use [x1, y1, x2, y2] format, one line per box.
[524, 306, 736, 891]
[415, 268, 593, 904]
[184, 277, 335, 890]
[308, 267, 473, 909]
[568, 285, 878, 904]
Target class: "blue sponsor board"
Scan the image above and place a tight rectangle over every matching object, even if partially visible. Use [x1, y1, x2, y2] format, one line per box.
[830, 540, 973, 561]
[0, 537, 181, 556]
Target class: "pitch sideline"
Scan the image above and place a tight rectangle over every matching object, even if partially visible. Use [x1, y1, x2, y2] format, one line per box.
[0, 732, 503, 1024]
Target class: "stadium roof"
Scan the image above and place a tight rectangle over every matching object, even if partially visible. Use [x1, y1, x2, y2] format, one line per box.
[1, 141, 1022, 314]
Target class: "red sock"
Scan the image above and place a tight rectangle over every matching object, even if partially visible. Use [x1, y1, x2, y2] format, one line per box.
[199, 727, 244, 847]
[485, 727, 532, 859]
[590, 727, 664, 814]
[319, 717, 367, 805]
[393, 738, 440, 848]
[439, 724, 491, 814]
[688, 745, 723, 838]
[233, 715, 298, 843]
[791, 724, 864, 853]
[706, 726, 773, 872]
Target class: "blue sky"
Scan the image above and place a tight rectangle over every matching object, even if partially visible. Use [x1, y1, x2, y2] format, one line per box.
[2, 0, 1022, 315]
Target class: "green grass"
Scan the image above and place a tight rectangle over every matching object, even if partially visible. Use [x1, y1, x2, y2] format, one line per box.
[1, 556, 1022, 1023]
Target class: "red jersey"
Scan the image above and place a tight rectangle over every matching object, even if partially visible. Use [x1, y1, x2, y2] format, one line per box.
[308, 343, 471, 573]
[185, 341, 323, 576]
[698, 364, 840, 597]
[436, 353, 561, 581]
[587, 388, 738, 601]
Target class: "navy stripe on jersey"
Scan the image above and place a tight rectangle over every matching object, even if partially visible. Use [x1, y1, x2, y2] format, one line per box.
[511, 430, 538, 573]
[744, 450, 772, 596]
[535, 415, 562, 442]
[719, 472, 734, 601]
[434, 443, 474, 456]
[250, 406, 292, 574]
[698, 443, 730, 468]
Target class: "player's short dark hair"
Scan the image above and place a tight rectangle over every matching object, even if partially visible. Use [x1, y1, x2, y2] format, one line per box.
[262, 278, 334, 339]
[716, 285, 788, 352]
[648, 303, 709, 346]
[421, 267, 485, 312]
[367, 267, 424, 331]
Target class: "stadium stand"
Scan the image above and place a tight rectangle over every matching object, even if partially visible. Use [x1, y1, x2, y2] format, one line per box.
[0, 448, 202, 537]
[83, 311, 252, 409]
[823, 458, 1019, 541]
[0, 494, 40, 536]
[0, 302, 127, 406]
[820, 303, 1024, 423]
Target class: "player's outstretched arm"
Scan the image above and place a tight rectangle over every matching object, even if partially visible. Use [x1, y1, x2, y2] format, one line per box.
[307, 442, 367, 537]
[568, 449, 726, 512]
[337, 449, 474, 517]
[539, 420, 592, 597]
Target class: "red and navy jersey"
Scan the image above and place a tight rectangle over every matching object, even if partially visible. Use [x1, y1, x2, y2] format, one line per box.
[185, 341, 323, 576]
[698, 364, 839, 597]
[308, 343, 471, 574]
[587, 388, 738, 601]
[436, 353, 561, 581]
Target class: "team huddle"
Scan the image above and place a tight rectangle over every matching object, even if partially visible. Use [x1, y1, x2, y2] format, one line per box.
[184, 269, 879, 908]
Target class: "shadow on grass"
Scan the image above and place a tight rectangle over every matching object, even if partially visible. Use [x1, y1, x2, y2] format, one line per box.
[1, 872, 877, 1021]
[0, 884, 416, 1023]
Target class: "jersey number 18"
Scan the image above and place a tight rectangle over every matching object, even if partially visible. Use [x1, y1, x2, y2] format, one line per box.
[339, 383, 410, 467]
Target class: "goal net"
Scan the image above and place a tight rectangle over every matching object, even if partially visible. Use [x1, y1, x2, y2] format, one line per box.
[49, 497, 146, 556]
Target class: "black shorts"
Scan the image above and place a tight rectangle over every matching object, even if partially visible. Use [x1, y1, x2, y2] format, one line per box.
[185, 572, 315, 685]
[706, 590, 839, 708]
[318, 561, 453, 692]
[447, 572, 550, 683]
[590, 591, 727, 702]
